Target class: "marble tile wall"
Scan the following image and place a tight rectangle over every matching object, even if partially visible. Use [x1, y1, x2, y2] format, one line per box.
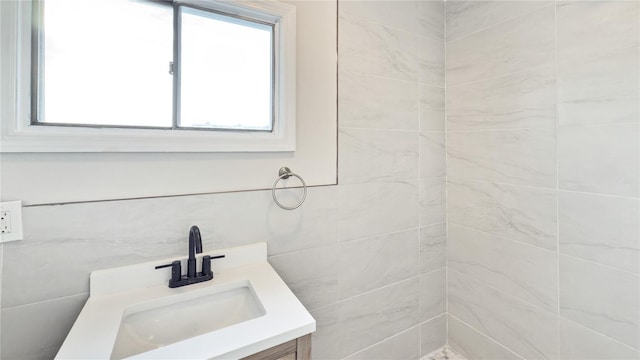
[337, 1, 446, 358]
[446, 1, 640, 359]
[0, 1, 446, 359]
[6, 2, 636, 359]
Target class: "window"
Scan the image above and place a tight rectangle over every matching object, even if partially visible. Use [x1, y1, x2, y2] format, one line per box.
[35, 0, 275, 132]
[1, 0, 337, 203]
[1, 0, 296, 152]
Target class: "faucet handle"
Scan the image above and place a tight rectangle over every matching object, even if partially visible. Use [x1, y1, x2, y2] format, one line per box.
[155, 260, 182, 283]
[202, 254, 226, 276]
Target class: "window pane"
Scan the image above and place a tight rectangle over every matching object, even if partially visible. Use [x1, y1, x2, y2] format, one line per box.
[40, 0, 173, 127]
[180, 7, 273, 131]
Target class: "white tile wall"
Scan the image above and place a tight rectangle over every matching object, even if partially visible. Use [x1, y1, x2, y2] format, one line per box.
[448, 224, 558, 312]
[5, 2, 637, 359]
[448, 271, 558, 360]
[336, 278, 420, 358]
[446, 4, 555, 86]
[558, 191, 640, 274]
[446, 1, 640, 359]
[560, 255, 640, 349]
[0, 1, 446, 359]
[448, 315, 522, 360]
[345, 326, 421, 360]
[559, 318, 640, 360]
[448, 180, 557, 250]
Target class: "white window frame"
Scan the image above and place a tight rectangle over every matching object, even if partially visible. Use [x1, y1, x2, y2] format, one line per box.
[0, 0, 297, 153]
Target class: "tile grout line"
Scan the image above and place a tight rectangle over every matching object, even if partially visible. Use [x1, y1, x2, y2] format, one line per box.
[341, 67, 443, 88]
[449, 221, 640, 277]
[447, 314, 527, 360]
[448, 268, 556, 320]
[446, 63, 555, 89]
[418, 15, 424, 353]
[446, 121, 640, 134]
[442, 0, 450, 352]
[445, 2, 554, 45]
[554, 1, 561, 358]
[560, 316, 640, 354]
[446, 177, 640, 200]
[340, 9, 445, 43]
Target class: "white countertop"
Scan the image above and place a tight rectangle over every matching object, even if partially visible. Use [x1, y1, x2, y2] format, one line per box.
[55, 243, 316, 360]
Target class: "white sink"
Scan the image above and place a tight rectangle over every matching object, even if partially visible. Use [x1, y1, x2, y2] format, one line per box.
[111, 282, 265, 359]
[55, 243, 315, 360]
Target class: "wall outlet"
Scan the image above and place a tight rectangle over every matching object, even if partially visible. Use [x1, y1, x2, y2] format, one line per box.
[0, 201, 23, 243]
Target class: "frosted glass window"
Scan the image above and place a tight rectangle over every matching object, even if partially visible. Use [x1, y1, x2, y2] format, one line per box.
[38, 0, 173, 127]
[33, 0, 275, 132]
[180, 7, 273, 131]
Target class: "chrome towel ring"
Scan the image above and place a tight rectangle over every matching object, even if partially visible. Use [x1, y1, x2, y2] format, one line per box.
[272, 167, 307, 210]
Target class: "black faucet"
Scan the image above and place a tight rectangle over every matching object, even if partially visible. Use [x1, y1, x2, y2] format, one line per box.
[155, 225, 225, 288]
[187, 225, 203, 278]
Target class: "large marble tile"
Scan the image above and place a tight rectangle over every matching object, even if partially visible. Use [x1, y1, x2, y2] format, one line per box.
[337, 278, 419, 358]
[3, 195, 217, 308]
[558, 124, 639, 197]
[209, 186, 338, 255]
[419, 1, 445, 41]
[421, 315, 447, 357]
[339, 13, 419, 81]
[339, 128, 419, 185]
[420, 132, 446, 179]
[268, 246, 338, 311]
[420, 84, 445, 132]
[559, 191, 639, 274]
[560, 255, 640, 349]
[448, 180, 557, 250]
[557, 1, 638, 62]
[420, 177, 446, 227]
[419, 33, 445, 87]
[448, 315, 522, 360]
[309, 305, 340, 360]
[420, 268, 446, 322]
[448, 270, 558, 360]
[447, 66, 556, 131]
[446, 1, 553, 42]
[448, 224, 558, 312]
[559, 93, 639, 127]
[338, 71, 419, 131]
[337, 229, 419, 300]
[338, 180, 418, 243]
[557, 1, 639, 126]
[346, 326, 420, 360]
[446, 5, 555, 86]
[558, 51, 639, 126]
[340, 1, 443, 41]
[559, 318, 640, 360]
[1, 294, 88, 360]
[447, 128, 556, 187]
[420, 223, 446, 274]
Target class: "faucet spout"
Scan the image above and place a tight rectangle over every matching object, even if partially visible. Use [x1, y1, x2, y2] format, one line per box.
[187, 225, 202, 278]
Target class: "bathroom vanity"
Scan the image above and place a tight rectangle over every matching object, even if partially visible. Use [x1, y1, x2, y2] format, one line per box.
[55, 242, 315, 359]
[241, 334, 311, 360]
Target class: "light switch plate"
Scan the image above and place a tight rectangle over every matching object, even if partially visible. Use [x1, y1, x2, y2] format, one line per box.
[0, 201, 23, 243]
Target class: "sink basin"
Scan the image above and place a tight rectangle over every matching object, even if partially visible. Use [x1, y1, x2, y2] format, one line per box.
[111, 282, 265, 359]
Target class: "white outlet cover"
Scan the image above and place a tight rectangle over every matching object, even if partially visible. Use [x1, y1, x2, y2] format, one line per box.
[0, 201, 23, 242]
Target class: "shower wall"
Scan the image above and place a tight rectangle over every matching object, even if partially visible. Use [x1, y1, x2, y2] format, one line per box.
[445, 1, 640, 359]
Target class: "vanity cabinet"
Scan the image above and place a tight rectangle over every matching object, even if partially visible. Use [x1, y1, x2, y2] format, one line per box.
[241, 334, 311, 360]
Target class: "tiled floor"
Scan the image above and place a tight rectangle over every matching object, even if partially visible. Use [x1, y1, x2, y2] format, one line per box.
[424, 346, 468, 360]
